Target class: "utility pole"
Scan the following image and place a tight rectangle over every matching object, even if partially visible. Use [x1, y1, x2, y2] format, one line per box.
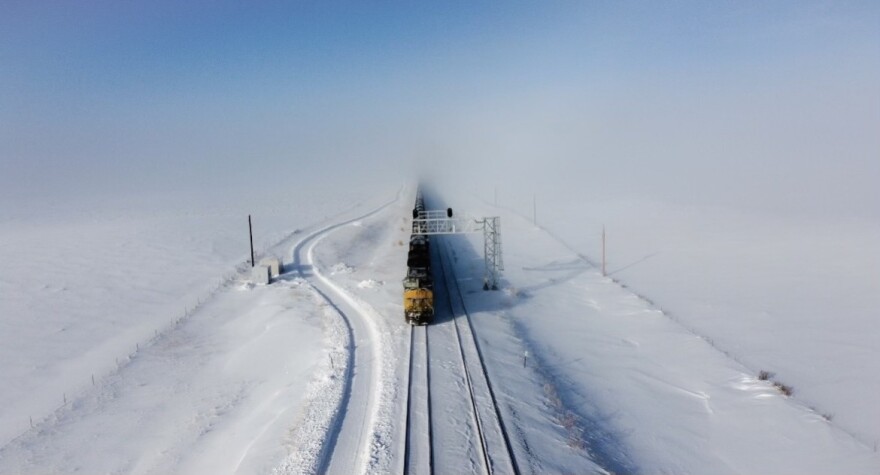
[602, 226, 607, 276]
[248, 215, 255, 267]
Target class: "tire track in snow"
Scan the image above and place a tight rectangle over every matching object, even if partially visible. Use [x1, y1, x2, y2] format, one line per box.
[274, 187, 403, 475]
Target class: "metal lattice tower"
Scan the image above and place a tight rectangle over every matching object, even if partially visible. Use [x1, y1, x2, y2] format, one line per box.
[412, 211, 504, 290]
[482, 217, 503, 290]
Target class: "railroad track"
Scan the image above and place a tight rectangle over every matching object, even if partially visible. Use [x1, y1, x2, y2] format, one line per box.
[403, 324, 432, 474]
[402, 237, 520, 475]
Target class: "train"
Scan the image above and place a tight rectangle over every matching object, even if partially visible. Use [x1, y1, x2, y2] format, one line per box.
[403, 189, 434, 325]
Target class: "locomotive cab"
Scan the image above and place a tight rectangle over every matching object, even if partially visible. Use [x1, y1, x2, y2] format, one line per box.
[404, 288, 434, 325]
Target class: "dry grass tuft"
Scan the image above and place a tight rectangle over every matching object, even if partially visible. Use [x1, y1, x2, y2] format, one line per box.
[773, 381, 794, 396]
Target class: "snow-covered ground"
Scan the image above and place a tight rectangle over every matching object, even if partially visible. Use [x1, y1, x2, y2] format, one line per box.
[1, 277, 328, 473]
[486, 190, 880, 449]
[0, 184, 398, 473]
[2, 181, 878, 474]
[442, 188, 880, 472]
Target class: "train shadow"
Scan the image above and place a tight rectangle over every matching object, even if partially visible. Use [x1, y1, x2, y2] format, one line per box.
[434, 233, 515, 316]
[439, 233, 600, 310]
[434, 233, 639, 474]
[421, 194, 638, 473]
[518, 258, 592, 295]
[427, 242, 461, 325]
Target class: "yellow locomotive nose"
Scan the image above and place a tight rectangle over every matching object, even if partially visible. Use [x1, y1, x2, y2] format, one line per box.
[404, 288, 434, 325]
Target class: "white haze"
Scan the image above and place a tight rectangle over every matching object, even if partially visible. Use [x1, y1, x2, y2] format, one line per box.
[2, 3, 878, 222]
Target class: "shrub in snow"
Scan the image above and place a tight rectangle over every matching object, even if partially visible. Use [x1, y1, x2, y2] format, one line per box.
[544, 383, 562, 409]
[567, 433, 586, 450]
[758, 370, 773, 381]
[773, 381, 794, 396]
[560, 411, 577, 430]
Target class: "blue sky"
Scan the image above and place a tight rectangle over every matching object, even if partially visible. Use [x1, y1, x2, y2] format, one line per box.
[1, 1, 878, 216]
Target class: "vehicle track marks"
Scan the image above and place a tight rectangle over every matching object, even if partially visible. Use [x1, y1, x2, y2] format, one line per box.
[285, 189, 402, 475]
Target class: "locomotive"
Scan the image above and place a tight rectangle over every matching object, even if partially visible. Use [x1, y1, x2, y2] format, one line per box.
[403, 189, 434, 325]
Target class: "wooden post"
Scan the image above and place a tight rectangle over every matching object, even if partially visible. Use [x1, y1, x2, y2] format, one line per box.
[602, 226, 607, 276]
[248, 215, 255, 267]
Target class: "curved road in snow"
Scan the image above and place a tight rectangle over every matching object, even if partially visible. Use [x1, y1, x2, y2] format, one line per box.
[289, 189, 402, 474]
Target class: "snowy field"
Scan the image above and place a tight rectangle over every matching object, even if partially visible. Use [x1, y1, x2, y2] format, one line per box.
[486, 189, 880, 449]
[439, 187, 880, 473]
[1, 182, 878, 474]
[0, 183, 399, 472]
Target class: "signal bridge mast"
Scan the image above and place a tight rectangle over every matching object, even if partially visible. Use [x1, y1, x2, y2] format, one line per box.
[413, 209, 504, 290]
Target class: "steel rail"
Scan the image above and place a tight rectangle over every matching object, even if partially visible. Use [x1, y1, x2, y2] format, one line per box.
[439, 252, 493, 475]
[424, 326, 433, 474]
[438, 238, 521, 475]
[403, 325, 433, 475]
[402, 325, 415, 474]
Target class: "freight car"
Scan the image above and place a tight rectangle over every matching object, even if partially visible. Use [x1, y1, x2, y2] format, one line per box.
[404, 189, 434, 325]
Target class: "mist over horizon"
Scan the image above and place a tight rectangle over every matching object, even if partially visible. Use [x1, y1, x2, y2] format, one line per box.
[2, 1, 878, 220]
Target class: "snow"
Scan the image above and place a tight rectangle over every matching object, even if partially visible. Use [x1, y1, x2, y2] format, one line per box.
[304, 196, 411, 474]
[356, 279, 383, 289]
[441, 189, 880, 473]
[0, 185, 397, 473]
[496, 194, 880, 448]
[1, 182, 878, 474]
[0, 278, 328, 473]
